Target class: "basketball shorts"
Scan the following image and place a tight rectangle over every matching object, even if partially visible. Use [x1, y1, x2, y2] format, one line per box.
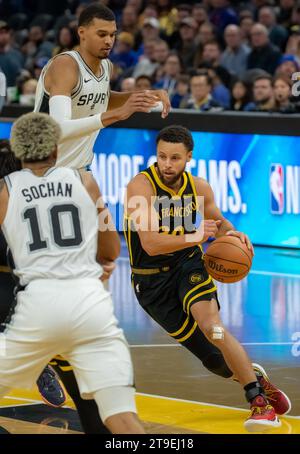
[0, 278, 134, 399]
[132, 249, 219, 343]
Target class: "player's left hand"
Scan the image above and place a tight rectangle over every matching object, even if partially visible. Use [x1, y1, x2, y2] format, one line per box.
[225, 230, 254, 255]
[100, 260, 116, 281]
[152, 89, 171, 118]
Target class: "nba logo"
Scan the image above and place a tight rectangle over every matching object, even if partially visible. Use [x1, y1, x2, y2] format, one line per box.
[270, 164, 284, 214]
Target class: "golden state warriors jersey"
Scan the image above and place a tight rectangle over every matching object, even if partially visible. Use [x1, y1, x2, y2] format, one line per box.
[124, 164, 202, 269]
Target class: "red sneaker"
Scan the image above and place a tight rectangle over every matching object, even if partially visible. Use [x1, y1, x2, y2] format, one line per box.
[253, 363, 292, 415]
[244, 395, 281, 433]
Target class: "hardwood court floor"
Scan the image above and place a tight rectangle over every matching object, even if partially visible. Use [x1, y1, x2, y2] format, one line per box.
[1, 244, 299, 434]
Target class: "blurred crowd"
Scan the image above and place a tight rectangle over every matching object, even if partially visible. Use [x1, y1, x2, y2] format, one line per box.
[1, 0, 300, 113]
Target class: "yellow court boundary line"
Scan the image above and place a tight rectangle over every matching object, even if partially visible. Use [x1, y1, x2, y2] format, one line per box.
[136, 392, 300, 435]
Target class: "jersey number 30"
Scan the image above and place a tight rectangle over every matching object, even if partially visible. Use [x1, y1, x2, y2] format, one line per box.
[23, 204, 83, 252]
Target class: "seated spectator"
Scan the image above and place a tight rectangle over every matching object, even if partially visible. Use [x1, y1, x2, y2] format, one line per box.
[230, 79, 253, 111]
[245, 74, 276, 111]
[0, 20, 24, 87]
[240, 15, 254, 46]
[22, 25, 55, 72]
[132, 38, 159, 78]
[273, 73, 297, 113]
[52, 26, 79, 56]
[220, 24, 250, 77]
[154, 52, 182, 96]
[275, 54, 299, 77]
[285, 32, 300, 64]
[33, 56, 49, 80]
[19, 78, 37, 106]
[278, 0, 295, 27]
[120, 77, 136, 92]
[184, 72, 223, 111]
[135, 74, 153, 90]
[258, 6, 289, 51]
[170, 74, 190, 108]
[174, 17, 199, 70]
[209, 0, 238, 34]
[192, 4, 209, 28]
[110, 32, 137, 71]
[247, 23, 282, 75]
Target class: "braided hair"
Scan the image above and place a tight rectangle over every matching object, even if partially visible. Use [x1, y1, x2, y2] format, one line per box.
[0, 139, 21, 178]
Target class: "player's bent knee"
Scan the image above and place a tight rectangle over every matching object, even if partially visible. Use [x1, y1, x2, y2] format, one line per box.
[202, 353, 233, 378]
[93, 385, 137, 424]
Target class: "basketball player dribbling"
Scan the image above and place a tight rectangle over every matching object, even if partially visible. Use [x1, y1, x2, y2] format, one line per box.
[0, 112, 145, 435]
[124, 125, 291, 432]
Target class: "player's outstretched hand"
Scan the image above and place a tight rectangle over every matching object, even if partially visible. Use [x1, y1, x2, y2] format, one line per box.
[151, 89, 171, 118]
[118, 91, 160, 120]
[225, 230, 254, 254]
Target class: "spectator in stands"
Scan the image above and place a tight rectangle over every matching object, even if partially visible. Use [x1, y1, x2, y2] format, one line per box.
[154, 52, 182, 96]
[19, 78, 37, 106]
[275, 54, 299, 78]
[273, 73, 297, 113]
[138, 4, 159, 30]
[52, 26, 79, 56]
[32, 56, 49, 80]
[209, 0, 238, 34]
[120, 5, 139, 37]
[245, 74, 276, 111]
[170, 74, 190, 108]
[220, 24, 250, 77]
[198, 22, 217, 47]
[258, 6, 289, 51]
[247, 23, 282, 75]
[141, 18, 161, 43]
[174, 17, 199, 70]
[184, 71, 223, 111]
[0, 20, 24, 87]
[240, 15, 255, 46]
[230, 79, 253, 111]
[192, 3, 209, 28]
[135, 74, 152, 90]
[198, 63, 231, 108]
[285, 32, 300, 64]
[133, 38, 163, 78]
[120, 77, 136, 92]
[156, 0, 177, 36]
[278, 0, 295, 27]
[22, 25, 55, 71]
[201, 40, 223, 67]
[110, 32, 137, 71]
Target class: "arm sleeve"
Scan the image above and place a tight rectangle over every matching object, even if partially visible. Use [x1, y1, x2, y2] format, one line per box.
[49, 95, 104, 142]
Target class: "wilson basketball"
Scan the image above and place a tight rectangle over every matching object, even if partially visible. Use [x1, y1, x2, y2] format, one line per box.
[204, 235, 253, 283]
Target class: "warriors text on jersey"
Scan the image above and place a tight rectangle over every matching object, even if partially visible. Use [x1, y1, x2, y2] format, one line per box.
[124, 164, 202, 269]
[34, 51, 112, 169]
[1, 167, 102, 285]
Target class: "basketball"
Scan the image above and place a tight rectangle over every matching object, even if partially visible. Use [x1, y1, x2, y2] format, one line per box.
[204, 235, 253, 283]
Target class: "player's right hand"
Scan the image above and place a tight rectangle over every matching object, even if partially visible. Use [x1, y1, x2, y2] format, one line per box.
[118, 91, 160, 120]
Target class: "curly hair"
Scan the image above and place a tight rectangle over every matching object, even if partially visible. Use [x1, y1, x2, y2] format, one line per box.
[10, 112, 61, 162]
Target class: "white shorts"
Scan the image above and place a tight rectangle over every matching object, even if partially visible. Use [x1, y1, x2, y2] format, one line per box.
[0, 278, 134, 399]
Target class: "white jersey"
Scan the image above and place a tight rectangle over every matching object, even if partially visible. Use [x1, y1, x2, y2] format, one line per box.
[34, 51, 112, 169]
[2, 167, 102, 285]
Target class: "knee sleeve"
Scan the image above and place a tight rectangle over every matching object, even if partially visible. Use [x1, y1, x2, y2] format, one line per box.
[202, 353, 233, 378]
[94, 386, 136, 423]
